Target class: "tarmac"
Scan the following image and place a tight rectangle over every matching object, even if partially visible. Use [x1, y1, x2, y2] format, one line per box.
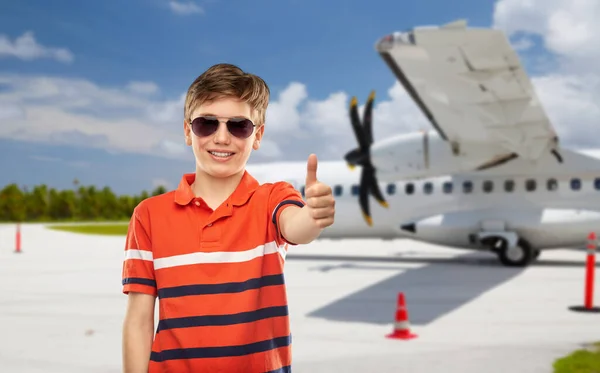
[0, 223, 599, 372]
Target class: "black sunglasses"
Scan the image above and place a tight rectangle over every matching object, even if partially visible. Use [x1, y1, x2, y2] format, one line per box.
[189, 116, 256, 139]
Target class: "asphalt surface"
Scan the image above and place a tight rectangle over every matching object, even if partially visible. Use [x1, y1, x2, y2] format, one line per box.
[0, 223, 598, 372]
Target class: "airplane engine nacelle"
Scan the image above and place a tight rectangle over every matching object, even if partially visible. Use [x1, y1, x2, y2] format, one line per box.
[369, 130, 508, 181]
[399, 212, 485, 249]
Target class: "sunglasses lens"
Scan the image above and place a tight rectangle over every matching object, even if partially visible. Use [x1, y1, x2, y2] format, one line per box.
[190, 116, 254, 138]
[227, 118, 254, 139]
[191, 117, 219, 137]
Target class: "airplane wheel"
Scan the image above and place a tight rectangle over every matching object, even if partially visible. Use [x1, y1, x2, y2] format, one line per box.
[498, 239, 534, 267]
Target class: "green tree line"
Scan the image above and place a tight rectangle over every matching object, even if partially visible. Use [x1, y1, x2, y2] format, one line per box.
[0, 180, 167, 222]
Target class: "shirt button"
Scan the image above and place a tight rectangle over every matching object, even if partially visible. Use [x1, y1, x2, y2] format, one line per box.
[195, 201, 200, 206]
[207, 223, 212, 227]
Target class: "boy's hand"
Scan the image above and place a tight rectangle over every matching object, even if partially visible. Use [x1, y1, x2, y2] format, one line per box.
[304, 154, 335, 228]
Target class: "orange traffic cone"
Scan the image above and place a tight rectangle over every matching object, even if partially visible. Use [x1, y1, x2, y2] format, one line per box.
[386, 292, 417, 340]
[15, 223, 21, 254]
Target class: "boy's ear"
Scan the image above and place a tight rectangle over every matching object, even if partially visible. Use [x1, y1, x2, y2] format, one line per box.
[184, 120, 192, 146]
[253, 124, 265, 150]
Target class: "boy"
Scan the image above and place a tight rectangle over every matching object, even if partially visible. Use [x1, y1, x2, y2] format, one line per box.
[121, 63, 335, 373]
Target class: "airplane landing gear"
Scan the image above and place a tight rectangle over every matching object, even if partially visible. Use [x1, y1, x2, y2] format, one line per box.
[497, 238, 534, 267]
[480, 234, 535, 267]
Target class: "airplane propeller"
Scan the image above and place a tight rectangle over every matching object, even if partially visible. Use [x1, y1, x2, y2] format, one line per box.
[344, 91, 388, 226]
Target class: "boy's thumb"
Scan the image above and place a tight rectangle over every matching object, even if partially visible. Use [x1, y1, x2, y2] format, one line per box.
[306, 154, 318, 186]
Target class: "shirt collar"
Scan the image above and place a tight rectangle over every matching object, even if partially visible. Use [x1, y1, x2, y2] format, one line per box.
[174, 170, 259, 206]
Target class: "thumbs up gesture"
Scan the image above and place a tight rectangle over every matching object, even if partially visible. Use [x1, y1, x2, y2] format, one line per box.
[304, 153, 335, 229]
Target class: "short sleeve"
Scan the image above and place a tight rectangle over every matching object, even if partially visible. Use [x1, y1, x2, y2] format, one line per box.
[268, 181, 305, 246]
[122, 205, 157, 296]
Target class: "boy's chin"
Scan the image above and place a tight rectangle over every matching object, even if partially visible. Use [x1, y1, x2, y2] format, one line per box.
[201, 163, 244, 179]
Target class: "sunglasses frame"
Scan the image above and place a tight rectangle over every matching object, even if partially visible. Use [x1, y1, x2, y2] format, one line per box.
[188, 115, 257, 139]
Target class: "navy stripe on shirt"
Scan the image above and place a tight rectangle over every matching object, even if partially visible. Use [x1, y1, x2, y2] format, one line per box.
[122, 277, 156, 287]
[157, 273, 285, 299]
[272, 199, 305, 245]
[150, 335, 292, 362]
[272, 199, 305, 226]
[265, 365, 292, 373]
[156, 305, 289, 332]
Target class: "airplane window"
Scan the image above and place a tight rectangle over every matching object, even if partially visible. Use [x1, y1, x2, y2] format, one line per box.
[547, 178, 558, 191]
[443, 182, 452, 194]
[334, 185, 342, 196]
[505, 180, 514, 192]
[483, 180, 493, 193]
[526, 179, 536, 192]
[571, 178, 581, 191]
[463, 181, 473, 193]
[351, 184, 359, 196]
[387, 183, 396, 195]
[595, 178, 600, 190]
[423, 182, 433, 194]
[405, 183, 414, 195]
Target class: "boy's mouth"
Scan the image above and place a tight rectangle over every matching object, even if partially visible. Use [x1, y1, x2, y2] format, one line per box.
[208, 150, 234, 158]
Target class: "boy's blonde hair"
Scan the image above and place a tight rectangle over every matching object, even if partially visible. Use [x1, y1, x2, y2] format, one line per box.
[184, 63, 270, 126]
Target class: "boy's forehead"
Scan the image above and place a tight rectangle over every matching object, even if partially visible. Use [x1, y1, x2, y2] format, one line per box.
[191, 97, 256, 118]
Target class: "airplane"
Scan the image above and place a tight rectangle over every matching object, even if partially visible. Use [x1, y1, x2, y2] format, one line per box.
[248, 19, 600, 268]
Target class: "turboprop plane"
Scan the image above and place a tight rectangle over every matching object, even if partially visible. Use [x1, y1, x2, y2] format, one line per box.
[249, 19, 600, 267]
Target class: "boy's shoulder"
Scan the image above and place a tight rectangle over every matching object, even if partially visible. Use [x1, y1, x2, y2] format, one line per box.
[131, 190, 176, 218]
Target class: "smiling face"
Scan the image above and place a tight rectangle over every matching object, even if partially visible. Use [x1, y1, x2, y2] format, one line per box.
[184, 96, 264, 179]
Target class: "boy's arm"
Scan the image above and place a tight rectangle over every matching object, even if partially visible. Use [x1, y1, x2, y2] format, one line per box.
[122, 206, 157, 372]
[123, 292, 156, 373]
[278, 154, 335, 245]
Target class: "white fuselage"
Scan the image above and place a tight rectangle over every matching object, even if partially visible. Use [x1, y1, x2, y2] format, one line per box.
[247, 146, 600, 253]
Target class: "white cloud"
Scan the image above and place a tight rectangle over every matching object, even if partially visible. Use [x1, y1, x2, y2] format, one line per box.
[0, 75, 150, 111]
[493, 0, 600, 149]
[126, 81, 159, 95]
[296, 83, 426, 150]
[0, 75, 184, 158]
[0, 31, 74, 63]
[511, 37, 533, 51]
[265, 82, 307, 132]
[493, 0, 600, 70]
[169, 1, 204, 15]
[532, 73, 600, 148]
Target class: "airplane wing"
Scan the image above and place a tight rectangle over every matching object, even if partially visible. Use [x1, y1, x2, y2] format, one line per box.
[375, 19, 559, 161]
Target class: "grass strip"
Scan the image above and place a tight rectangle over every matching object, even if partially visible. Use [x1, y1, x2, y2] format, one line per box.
[48, 224, 128, 236]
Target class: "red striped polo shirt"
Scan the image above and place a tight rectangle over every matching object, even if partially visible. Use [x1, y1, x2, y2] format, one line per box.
[122, 170, 305, 373]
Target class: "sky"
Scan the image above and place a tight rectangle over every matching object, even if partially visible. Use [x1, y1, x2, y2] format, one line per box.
[1, 0, 599, 195]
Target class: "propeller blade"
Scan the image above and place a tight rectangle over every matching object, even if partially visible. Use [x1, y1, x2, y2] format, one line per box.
[359, 168, 372, 226]
[366, 166, 388, 208]
[349, 97, 368, 152]
[363, 91, 375, 145]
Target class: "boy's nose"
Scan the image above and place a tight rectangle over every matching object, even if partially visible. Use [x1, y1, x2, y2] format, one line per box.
[213, 122, 231, 143]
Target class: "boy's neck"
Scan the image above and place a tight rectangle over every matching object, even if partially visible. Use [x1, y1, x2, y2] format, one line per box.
[191, 168, 245, 209]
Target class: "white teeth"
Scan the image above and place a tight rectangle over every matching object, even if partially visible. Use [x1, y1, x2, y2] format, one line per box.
[209, 151, 233, 157]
